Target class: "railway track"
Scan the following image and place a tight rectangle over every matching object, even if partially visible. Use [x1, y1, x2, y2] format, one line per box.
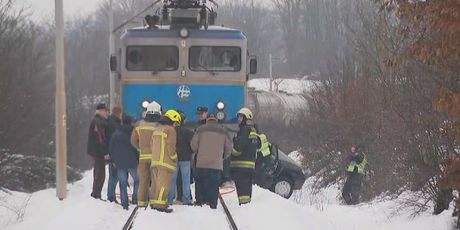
[121, 189, 238, 230]
[122, 206, 139, 230]
[219, 193, 239, 230]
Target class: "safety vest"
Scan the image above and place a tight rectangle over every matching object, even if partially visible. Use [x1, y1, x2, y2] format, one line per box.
[257, 133, 271, 157]
[346, 154, 367, 175]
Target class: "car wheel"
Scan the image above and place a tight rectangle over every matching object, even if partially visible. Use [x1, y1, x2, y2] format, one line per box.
[272, 177, 293, 199]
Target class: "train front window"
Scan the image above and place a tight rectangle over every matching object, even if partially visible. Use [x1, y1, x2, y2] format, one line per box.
[126, 46, 178, 71]
[189, 46, 241, 72]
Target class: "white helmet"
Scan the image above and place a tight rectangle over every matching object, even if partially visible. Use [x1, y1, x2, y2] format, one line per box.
[146, 101, 162, 115]
[237, 107, 253, 120]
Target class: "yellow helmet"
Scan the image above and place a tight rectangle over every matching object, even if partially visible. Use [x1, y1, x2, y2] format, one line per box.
[164, 110, 182, 123]
[237, 107, 253, 120]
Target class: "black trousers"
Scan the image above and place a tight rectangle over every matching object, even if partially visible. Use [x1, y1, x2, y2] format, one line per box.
[342, 173, 363, 205]
[195, 168, 222, 209]
[231, 168, 254, 205]
[91, 156, 106, 198]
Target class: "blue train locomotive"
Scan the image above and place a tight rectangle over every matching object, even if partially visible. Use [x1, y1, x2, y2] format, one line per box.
[109, 0, 306, 198]
[110, 0, 257, 126]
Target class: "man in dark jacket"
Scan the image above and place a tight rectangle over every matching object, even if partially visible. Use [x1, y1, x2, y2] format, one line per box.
[342, 145, 368, 205]
[196, 106, 208, 126]
[231, 107, 259, 205]
[168, 112, 194, 205]
[87, 103, 109, 199]
[109, 115, 139, 210]
[191, 113, 232, 209]
[106, 106, 122, 203]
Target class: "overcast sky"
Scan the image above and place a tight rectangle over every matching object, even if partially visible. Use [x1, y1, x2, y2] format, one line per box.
[16, 0, 105, 21]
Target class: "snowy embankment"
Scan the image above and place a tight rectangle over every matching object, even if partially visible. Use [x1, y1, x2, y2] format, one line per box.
[248, 78, 313, 94]
[0, 170, 333, 230]
[1, 164, 455, 230]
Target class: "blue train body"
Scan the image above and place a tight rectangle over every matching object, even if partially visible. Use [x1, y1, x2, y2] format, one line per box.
[123, 83, 244, 123]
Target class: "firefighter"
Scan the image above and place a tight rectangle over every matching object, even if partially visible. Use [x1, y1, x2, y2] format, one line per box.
[150, 109, 180, 213]
[342, 145, 368, 205]
[231, 107, 259, 205]
[130, 101, 162, 208]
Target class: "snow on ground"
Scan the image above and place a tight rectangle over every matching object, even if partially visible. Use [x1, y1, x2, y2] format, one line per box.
[291, 177, 455, 230]
[248, 78, 314, 94]
[0, 166, 456, 230]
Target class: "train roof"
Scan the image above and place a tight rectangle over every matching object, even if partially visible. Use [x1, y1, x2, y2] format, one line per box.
[122, 25, 246, 40]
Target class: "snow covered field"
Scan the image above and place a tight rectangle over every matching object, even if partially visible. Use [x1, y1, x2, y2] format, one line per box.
[1, 167, 455, 230]
[248, 78, 313, 94]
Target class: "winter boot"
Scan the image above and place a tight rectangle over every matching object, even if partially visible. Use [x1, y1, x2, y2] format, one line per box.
[151, 207, 173, 213]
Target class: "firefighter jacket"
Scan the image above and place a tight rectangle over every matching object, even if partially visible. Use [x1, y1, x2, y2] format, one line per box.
[87, 114, 108, 158]
[150, 124, 178, 172]
[346, 152, 367, 175]
[231, 123, 259, 170]
[131, 120, 161, 162]
[256, 133, 271, 158]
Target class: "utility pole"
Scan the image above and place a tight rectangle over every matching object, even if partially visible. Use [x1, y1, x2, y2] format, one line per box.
[55, 0, 67, 200]
[269, 53, 273, 92]
[109, 0, 116, 111]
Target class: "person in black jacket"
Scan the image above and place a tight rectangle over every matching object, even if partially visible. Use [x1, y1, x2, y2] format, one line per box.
[342, 145, 367, 205]
[196, 106, 208, 126]
[168, 112, 194, 205]
[87, 103, 109, 199]
[106, 106, 122, 203]
[109, 116, 139, 210]
[230, 107, 259, 205]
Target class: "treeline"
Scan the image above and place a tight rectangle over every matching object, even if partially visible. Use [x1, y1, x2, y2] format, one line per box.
[259, 0, 459, 216]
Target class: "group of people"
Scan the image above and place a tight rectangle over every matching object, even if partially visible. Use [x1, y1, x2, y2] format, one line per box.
[87, 102, 261, 212]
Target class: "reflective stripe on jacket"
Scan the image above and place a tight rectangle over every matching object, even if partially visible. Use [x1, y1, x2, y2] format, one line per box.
[151, 125, 177, 172]
[130, 120, 160, 161]
[231, 124, 258, 170]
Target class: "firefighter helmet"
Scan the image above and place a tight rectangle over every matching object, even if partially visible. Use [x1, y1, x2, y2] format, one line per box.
[146, 101, 162, 115]
[237, 107, 253, 120]
[165, 110, 182, 123]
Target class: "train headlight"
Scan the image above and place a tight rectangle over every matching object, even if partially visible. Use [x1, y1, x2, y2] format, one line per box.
[179, 28, 189, 38]
[216, 111, 226, 120]
[216, 101, 225, 110]
[141, 100, 150, 109]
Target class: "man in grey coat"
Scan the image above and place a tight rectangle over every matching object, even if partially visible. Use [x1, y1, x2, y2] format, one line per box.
[191, 113, 232, 209]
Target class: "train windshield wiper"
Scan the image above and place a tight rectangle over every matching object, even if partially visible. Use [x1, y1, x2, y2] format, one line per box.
[197, 63, 218, 76]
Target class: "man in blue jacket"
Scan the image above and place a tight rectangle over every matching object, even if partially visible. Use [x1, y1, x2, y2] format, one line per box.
[109, 116, 139, 210]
